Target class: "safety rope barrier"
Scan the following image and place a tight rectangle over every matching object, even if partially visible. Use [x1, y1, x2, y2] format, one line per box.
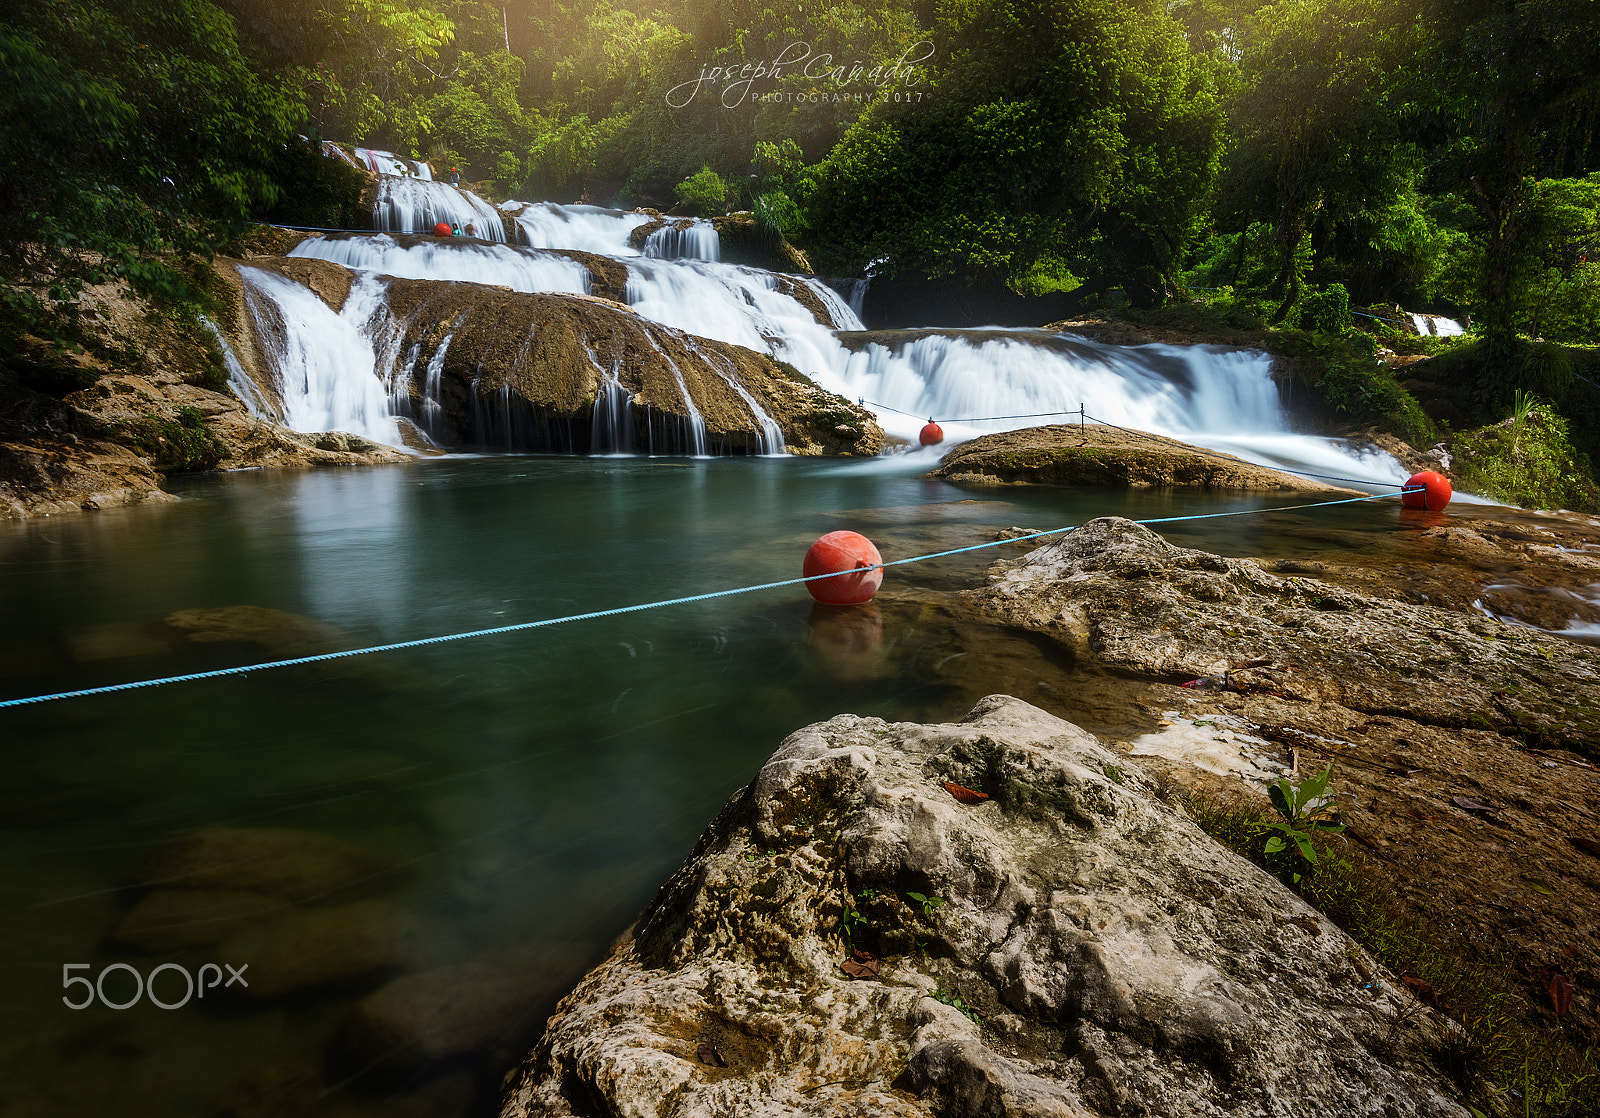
[854, 395, 1409, 491]
[1077, 411, 1407, 490]
[0, 491, 1419, 712]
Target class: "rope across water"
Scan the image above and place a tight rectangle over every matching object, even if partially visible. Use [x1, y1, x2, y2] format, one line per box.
[0, 492, 1418, 711]
[856, 397, 1410, 490]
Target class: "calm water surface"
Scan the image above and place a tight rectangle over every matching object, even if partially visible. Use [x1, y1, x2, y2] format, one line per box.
[0, 455, 1439, 1117]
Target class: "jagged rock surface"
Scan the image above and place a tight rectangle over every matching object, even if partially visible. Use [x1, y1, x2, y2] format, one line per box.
[502, 695, 1469, 1118]
[964, 517, 1600, 757]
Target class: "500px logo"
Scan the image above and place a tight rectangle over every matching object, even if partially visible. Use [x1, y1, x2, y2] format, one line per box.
[62, 962, 248, 1010]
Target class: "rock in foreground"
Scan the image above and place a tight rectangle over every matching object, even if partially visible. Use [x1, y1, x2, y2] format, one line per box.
[502, 695, 1468, 1118]
[967, 517, 1600, 756]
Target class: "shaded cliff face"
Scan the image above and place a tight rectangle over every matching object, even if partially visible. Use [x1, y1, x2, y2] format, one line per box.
[232, 257, 883, 457]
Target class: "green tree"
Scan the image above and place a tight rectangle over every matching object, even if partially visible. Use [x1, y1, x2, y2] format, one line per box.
[1213, 0, 1426, 321]
[804, 0, 1223, 304]
[1426, 0, 1600, 344]
[0, 0, 301, 306]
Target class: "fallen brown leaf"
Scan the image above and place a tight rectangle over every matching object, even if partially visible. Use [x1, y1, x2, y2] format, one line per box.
[1400, 974, 1444, 1009]
[1542, 970, 1574, 1017]
[840, 957, 879, 980]
[943, 782, 990, 804]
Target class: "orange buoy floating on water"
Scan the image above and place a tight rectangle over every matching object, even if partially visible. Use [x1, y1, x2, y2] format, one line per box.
[1401, 470, 1452, 511]
[803, 530, 884, 605]
[920, 419, 944, 446]
[433, 221, 452, 237]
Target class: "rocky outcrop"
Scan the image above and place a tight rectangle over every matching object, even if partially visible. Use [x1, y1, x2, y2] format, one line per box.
[0, 273, 408, 520]
[502, 694, 1470, 1118]
[931, 424, 1359, 493]
[965, 517, 1600, 756]
[339, 271, 882, 456]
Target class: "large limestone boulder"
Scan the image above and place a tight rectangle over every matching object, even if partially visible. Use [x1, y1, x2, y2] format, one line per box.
[931, 424, 1360, 493]
[965, 517, 1600, 756]
[501, 695, 1470, 1118]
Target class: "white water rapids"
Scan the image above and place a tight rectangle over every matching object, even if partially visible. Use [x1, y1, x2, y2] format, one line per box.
[241, 180, 1408, 480]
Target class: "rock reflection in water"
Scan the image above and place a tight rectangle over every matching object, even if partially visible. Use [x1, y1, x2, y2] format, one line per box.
[805, 602, 885, 681]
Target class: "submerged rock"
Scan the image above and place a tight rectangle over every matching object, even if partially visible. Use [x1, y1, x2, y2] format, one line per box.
[134, 826, 384, 903]
[501, 695, 1469, 1118]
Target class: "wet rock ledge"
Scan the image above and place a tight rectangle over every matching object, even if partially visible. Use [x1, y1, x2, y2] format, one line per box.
[502, 694, 1468, 1118]
[931, 424, 1357, 493]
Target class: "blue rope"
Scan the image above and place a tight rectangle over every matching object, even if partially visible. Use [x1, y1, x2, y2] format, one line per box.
[0, 492, 1415, 711]
[1078, 411, 1408, 490]
[858, 395, 1411, 491]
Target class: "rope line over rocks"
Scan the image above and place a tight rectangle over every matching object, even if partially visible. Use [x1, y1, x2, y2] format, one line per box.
[857, 394, 1410, 491]
[0, 492, 1417, 711]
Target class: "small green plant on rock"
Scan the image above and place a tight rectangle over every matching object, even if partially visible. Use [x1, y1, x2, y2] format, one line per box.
[932, 984, 983, 1026]
[906, 891, 946, 920]
[1260, 764, 1345, 885]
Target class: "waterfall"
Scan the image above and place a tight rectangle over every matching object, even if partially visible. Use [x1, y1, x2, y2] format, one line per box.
[643, 221, 720, 262]
[505, 202, 650, 254]
[650, 344, 710, 457]
[1409, 312, 1466, 337]
[200, 315, 276, 421]
[419, 327, 460, 441]
[291, 235, 591, 294]
[683, 337, 785, 455]
[371, 177, 506, 241]
[255, 188, 1412, 477]
[502, 202, 720, 261]
[237, 268, 402, 447]
[590, 375, 637, 455]
[823, 278, 870, 319]
[810, 329, 1408, 485]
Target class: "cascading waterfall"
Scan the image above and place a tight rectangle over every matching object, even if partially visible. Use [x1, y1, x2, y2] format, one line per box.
[292, 235, 590, 294]
[643, 221, 719, 262]
[590, 376, 637, 455]
[1410, 312, 1465, 337]
[810, 329, 1408, 485]
[237, 268, 402, 447]
[354, 148, 431, 179]
[200, 315, 276, 420]
[255, 196, 1408, 476]
[504, 202, 650, 254]
[419, 327, 459, 440]
[502, 201, 720, 261]
[683, 337, 785, 455]
[646, 342, 710, 457]
[371, 177, 507, 241]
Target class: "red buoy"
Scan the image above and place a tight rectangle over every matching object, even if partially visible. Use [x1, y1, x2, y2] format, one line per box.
[803, 531, 884, 605]
[1401, 470, 1452, 511]
[920, 419, 944, 446]
[433, 221, 452, 237]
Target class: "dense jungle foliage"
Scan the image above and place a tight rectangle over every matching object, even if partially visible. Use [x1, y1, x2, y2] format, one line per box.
[3, 0, 1599, 501]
